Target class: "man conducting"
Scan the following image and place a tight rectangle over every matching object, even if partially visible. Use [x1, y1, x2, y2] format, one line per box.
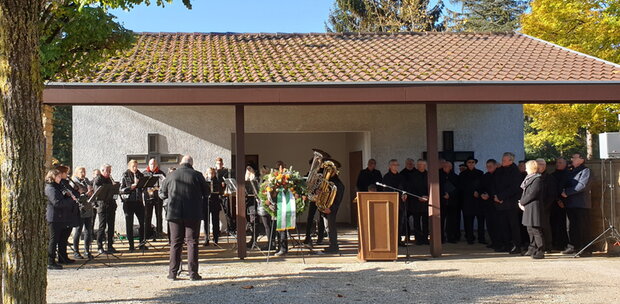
[159, 155, 210, 280]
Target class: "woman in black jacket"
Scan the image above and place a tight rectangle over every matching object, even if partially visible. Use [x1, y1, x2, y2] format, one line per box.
[518, 160, 545, 259]
[120, 159, 146, 252]
[45, 169, 78, 269]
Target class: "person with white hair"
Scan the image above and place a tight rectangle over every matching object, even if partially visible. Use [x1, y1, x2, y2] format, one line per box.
[159, 155, 210, 280]
[518, 160, 545, 259]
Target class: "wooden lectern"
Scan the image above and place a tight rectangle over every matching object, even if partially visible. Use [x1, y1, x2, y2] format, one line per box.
[356, 192, 399, 261]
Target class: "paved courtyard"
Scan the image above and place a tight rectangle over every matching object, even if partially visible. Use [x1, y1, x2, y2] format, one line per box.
[47, 228, 620, 304]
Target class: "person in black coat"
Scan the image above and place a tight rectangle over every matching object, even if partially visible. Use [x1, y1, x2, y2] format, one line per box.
[561, 153, 592, 257]
[143, 158, 166, 241]
[439, 160, 458, 244]
[518, 160, 545, 259]
[536, 159, 557, 252]
[204, 168, 222, 246]
[93, 164, 119, 254]
[56, 165, 81, 264]
[382, 159, 407, 246]
[356, 158, 382, 192]
[479, 159, 500, 250]
[45, 169, 79, 269]
[320, 171, 345, 254]
[120, 159, 146, 252]
[458, 157, 485, 244]
[159, 155, 210, 281]
[407, 160, 429, 245]
[494, 152, 524, 254]
[550, 157, 570, 251]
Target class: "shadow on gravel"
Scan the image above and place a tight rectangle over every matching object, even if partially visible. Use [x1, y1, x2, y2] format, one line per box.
[53, 266, 571, 304]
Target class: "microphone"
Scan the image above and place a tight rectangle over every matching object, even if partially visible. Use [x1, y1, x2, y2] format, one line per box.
[375, 182, 386, 187]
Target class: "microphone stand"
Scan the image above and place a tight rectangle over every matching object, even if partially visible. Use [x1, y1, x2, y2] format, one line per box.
[376, 182, 428, 263]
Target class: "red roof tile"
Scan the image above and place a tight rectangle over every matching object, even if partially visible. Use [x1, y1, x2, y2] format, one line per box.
[62, 32, 620, 83]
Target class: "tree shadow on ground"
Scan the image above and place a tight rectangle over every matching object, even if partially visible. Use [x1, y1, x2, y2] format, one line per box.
[53, 265, 577, 304]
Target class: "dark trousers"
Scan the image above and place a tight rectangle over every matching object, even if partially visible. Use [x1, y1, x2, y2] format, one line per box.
[566, 208, 591, 252]
[398, 201, 408, 239]
[278, 230, 288, 253]
[305, 201, 325, 242]
[321, 207, 340, 249]
[203, 199, 221, 243]
[48, 222, 67, 264]
[73, 216, 94, 254]
[484, 204, 500, 247]
[446, 204, 462, 242]
[496, 208, 522, 249]
[440, 205, 447, 242]
[464, 213, 486, 243]
[123, 201, 145, 248]
[261, 215, 275, 245]
[58, 225, 72, 261]
[411, 212, 429, 244]
[145, 199, 164, 238]
[550, 204, 569, 250]
[526, 226, 545, 257]
[169, 219, 200, 277]
[97, 206, 116, 249]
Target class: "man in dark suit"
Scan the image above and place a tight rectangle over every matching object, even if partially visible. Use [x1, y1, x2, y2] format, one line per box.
[382, 159, 407, 246]
[356, 158, 382, 192]
[458, 157, 484, 244]
[320, 164, 345, 254]
[550, 157, 570, 251]
[494, 152, 524, 254]
[561, 152, 592, 257]
[479, 159, 499, 249]
[439, 160, 458, 244]
[92, 164, 119, 254]
[159, 155, 210, 280]
[407, 160, 429, 245]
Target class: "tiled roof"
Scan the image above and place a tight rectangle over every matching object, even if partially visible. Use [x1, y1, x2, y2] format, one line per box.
[63, 32, 620, 83]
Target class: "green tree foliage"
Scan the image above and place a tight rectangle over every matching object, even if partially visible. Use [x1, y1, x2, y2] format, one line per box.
[326, 0, 445, 32]
[446, 0, 528, 32]
[524, 104, 620, 160]
[43, 0, 192, 166]
[521, 0, 620, 159]
[521, 0, 620, 64]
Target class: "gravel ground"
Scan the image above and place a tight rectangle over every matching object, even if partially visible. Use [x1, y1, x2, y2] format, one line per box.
[48, 231, 620, 304]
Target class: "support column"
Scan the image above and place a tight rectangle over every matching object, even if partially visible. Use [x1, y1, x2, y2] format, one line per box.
[426, 103, 442, 257]
[42, 105, 54, 169]
[235, 105, 247, 259]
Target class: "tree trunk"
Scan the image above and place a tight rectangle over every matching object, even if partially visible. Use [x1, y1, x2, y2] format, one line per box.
[0, 1, 47, 303]
[586, 129, 593, 160]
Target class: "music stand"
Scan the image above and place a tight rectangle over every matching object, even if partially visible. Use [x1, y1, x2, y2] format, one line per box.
[136, 175, 161, 254]
[78, 183, 121, 270]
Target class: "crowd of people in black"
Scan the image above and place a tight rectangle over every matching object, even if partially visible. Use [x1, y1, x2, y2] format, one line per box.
[356, 152, 593, 259]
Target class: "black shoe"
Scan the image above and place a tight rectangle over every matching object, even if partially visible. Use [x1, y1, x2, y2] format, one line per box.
[561, 247, 576, 255]
[139, 244, 148, 251]
[73, 252, 84, 259]
[303, 238, 311, 245]
[203, 240, 210, 247]
[509, 246, 521, 254]
[532, 254, 545, 259]
[316, 239, 324, 245]
[128, 246, 135, 253]
[58, 257, 75, 264]
[479, 240, 488, 245]
[107, 247, 119, 254]
[190, 274, 202, 281]
[275, 249, 287, 256]
[521, 249, 534, 256]
[48, 263, 63, 270]
[86, 253, 94, 260]
[467, 240, 475, 245]
[167, 274, 177, 281]
[323, 247, 339, 254]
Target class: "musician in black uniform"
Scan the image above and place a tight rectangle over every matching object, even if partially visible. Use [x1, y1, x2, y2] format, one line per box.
[458, 157, 485, 244]
[494, 152, 524, 254]
[382, 159, 407, 246]
[204, 168, 222, 246]
[93, 164, 119, 254]
[320, 159, 345, 254]
[71, 166, 94, 259]
[305, 158, 326, 246]
[45, 169, 78, 269]
[144, 158, 166, 241]
[120, 159, 147, 252]
[56, 165, 81, 264]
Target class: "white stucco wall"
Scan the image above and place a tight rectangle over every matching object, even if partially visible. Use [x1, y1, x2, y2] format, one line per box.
[73, 103, 524, 233]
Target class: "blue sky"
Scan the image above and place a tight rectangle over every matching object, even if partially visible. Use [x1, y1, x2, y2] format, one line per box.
[110, 0, 458, 33]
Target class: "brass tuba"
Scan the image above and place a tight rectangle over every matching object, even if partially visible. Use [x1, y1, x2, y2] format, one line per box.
[306, 149, 339, 212]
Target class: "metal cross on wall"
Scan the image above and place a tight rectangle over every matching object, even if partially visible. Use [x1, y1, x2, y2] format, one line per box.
[126, 133, 181, 168]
